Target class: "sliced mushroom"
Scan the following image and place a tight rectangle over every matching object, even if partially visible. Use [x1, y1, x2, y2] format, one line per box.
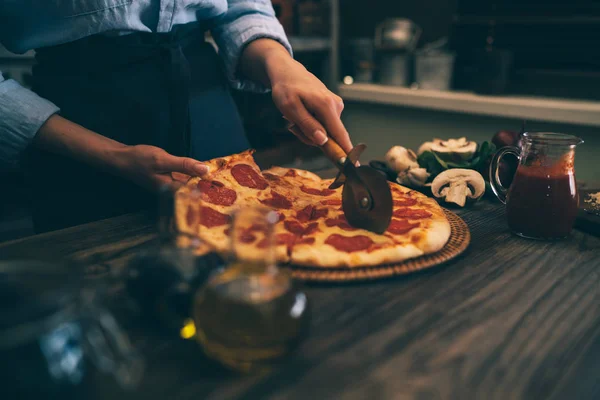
[384, 146, 419, 174]
[417, 139, 443, 155]
[430, 137, 477, 162]
[431, 169, 485, 207]
[397, 167, 430, 188]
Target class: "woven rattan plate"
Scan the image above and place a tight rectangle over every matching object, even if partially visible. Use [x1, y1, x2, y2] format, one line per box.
[287, 208, 470, 282]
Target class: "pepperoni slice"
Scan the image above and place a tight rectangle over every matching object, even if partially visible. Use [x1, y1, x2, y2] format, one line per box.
[284, 169, 297, 177]
[263, 172, 279, 181]
[296, 205, 313, 223]
[186, 207, 197, 226]
[394, 198, 418, 207]
[231, 164, 268, 190]
[296, 205, 328, 222]
[387, 219, 419, 235]
[297, 237, 315, 245]
[325, 215, 356, 231]
[196, 180, 237, 206]
[239, 231, 257, 243]
[283, 220, 320, 236]
[258, 233, 296, 248]
[284, 220, 305, 235]
[301, 186, 335, 196]
[199, 206, 231, 228]
[320, 199, 342, 206]
[325, 234, 374, 253]
[367, 243, 388, 253]
[393, 208, 432, 219]
[304, 222, 319, 235]
[260, 191, 293, 209]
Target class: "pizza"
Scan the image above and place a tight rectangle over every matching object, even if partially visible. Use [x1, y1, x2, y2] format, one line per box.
[175, 150, 451, 268]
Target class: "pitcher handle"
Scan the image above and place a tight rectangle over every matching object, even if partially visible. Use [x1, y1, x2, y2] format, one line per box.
[489, 146, 520, 204]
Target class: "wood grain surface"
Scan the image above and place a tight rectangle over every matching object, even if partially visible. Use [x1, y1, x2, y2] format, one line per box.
[0, 201, 599, 400]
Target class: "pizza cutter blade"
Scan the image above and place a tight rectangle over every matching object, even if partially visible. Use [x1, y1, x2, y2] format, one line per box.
[320, 139, 393, 234]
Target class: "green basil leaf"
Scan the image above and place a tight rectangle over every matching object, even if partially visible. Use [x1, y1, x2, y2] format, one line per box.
[417, 151, 446, 180]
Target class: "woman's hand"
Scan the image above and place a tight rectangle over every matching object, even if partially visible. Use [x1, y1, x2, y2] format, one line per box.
[240, 39, 353, 153]
[115, 144, 209, 191]
[35, 114, 209, 192]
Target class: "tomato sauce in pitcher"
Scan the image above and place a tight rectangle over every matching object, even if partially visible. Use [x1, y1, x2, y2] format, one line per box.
[490, 132, 583, 240]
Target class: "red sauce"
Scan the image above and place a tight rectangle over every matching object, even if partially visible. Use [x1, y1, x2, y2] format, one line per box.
[231, 164, 268, 190]
[325, 234, 374, 252]
[506, 164, 579, 239]
[393, 208, 432, 219]
[301, 186, 336, 196]
[284, 169, 297, 177]
[196, 180, 237, 206]
[260, 191, 293, 209]
[199, 206, 231, 228]
[387, 219, 419, 235]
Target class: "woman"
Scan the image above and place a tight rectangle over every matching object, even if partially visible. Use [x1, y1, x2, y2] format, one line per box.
[0, 0, 352, 233]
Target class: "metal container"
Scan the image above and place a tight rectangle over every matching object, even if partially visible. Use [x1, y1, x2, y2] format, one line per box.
[375, 18, 422, 52]
[374, 18, 421, 86]
[347, 38, 375, 83]
[415, 51, 455, 91]
[378, 53, 412, 86]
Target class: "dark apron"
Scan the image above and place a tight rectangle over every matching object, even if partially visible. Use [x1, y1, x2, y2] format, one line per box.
[27, 22, 250, 233]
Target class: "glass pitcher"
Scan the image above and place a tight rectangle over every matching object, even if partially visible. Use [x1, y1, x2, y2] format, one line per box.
[489, 132, 583, 240]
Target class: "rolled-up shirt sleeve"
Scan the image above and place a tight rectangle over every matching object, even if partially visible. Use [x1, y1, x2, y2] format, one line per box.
[0, 71, 60, 169]
[210, 0, 293, 93]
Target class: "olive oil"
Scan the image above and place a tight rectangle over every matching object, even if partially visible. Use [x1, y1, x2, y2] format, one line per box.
[193, 261, 309, 373]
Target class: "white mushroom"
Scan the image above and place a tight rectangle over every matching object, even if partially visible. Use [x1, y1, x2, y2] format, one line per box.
[429, 137, 477, 162]
[397, 167, 430, 188]
[417, 139, 443, 155]
[384, 146, 419, 174]
[431, 169, 485, 207]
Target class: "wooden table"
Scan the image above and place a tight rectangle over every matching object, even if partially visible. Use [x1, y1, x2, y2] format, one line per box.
[1, 200, 599, 400]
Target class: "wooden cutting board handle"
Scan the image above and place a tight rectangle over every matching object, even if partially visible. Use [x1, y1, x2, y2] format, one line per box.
[321, 138, 347, 168]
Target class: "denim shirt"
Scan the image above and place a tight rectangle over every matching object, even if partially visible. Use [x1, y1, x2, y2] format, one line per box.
[0, 0, 291, 168]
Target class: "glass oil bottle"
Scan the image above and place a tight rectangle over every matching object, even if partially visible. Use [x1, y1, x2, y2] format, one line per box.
[193, 205, 310, 373]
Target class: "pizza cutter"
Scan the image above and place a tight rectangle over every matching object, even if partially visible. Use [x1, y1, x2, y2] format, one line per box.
[321, 139, 393, 234]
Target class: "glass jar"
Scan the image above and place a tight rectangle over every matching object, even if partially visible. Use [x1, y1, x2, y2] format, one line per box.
[0, 260, 143, 398]
[193, 205, 310, 373]
[490, 132, 584, 239]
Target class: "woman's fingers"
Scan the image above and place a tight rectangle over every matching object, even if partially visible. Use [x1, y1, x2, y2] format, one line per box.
[286, 123, 314, 146]
[280, 97, 328, 146]
[155, 152, 209, 177]
[308, 96, 353, 154]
